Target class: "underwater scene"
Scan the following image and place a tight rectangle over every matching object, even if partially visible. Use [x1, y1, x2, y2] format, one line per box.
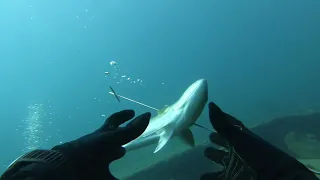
[0, 0, 320, 179]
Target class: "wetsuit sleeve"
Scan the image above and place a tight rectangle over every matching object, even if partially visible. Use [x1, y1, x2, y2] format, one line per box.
[0, 150, 77, 180]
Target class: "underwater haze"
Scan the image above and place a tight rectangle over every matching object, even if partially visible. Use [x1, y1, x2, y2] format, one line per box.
[0, 0, 319, 178]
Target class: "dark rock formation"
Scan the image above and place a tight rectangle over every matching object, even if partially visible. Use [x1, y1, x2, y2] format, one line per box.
[125, 112, 320, 179]
[124, 145, 220, 180]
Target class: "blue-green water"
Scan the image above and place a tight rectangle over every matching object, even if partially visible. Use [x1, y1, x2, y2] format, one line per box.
[0, 0, 319, 178]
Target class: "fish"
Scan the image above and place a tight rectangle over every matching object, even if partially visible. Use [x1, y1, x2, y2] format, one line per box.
[123, 79, 208, 153]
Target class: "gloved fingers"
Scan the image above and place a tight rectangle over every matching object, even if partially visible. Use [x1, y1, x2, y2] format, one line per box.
[208, 102, 224, 122]
[200, 171, 224, 180]
[204, 147, 228, 164]
[112, 112, 151, 145]
[208, 102, 225, 132]
[209, 132, 228, 148]
[102, 110, 135, 131]
[208, 102, 244, 134]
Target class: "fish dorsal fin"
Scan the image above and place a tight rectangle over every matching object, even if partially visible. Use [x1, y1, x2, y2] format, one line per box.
[154, 123, 175, 153]
[179, 129, 195, 148]
[157, 105, 169, 115]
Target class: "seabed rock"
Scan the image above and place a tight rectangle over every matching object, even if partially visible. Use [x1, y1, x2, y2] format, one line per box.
[124, 145, 221, 180]
[125, 112, 320, 179]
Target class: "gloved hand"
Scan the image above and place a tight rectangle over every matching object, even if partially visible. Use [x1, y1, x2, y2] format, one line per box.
[201, 133, 255, 180]
[201, 102, 255, 180]
[52, 110, 151, 180]
[201, 102, 318, 180]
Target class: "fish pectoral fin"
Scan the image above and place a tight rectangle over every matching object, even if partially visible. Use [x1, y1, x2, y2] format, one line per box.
[154, 124, 175, 153]
[179, 129, 195, 148]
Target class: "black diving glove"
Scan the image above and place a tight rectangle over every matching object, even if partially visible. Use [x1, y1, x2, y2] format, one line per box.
[201, 102, 318, 180]
[52, 110, 151, 180]
[201, 133, 255, 180]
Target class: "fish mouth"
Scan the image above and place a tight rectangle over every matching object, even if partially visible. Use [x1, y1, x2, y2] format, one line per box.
[189, 79, 208, 100]
[195, 79, 207, 92]
[202, 79, 208, 101]
[176, 79, 208, 106]
[190, 79, 208, 110]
